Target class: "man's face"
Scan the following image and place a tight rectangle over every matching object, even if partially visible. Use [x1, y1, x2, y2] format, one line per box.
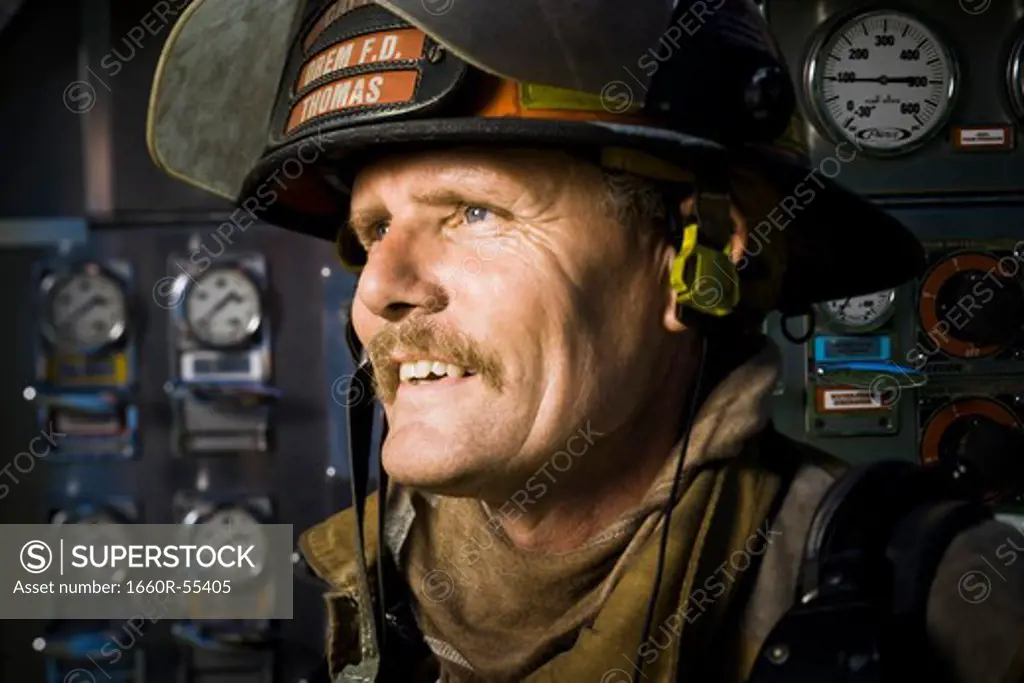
[348, 148, 683, 499]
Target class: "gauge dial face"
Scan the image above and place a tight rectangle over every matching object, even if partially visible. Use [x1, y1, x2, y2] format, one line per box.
[819, 289, 895, 331]
[190, 507, 267, 580]
[185, 268, 262, 347]
[46, 271, 127, 350]
[921, 397, 1021, 500]
[807, 10, 957, 154]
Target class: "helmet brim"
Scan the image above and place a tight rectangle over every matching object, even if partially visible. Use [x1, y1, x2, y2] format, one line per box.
[240, 117, 924, 316]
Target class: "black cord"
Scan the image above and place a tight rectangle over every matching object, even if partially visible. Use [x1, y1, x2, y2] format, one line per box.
[631, 333, 709, 683]
[780, 310, 815, 344]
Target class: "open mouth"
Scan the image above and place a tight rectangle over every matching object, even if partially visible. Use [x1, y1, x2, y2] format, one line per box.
[398, 360, 476, 386]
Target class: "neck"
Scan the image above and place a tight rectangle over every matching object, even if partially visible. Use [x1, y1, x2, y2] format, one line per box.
[488, 341, 705, 553]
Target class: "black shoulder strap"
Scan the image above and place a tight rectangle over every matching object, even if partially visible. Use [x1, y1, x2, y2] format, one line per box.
[343, 318, 435, 681]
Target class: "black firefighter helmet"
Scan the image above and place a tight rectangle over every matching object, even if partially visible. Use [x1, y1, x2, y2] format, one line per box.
[147, 0, 924, 315]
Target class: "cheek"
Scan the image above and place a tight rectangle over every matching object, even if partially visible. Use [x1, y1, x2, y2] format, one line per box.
[349, 298, 377, 350]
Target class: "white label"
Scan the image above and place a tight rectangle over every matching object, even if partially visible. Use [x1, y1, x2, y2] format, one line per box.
[959, 128, 1007, 146]
[822, 389, 884, 411]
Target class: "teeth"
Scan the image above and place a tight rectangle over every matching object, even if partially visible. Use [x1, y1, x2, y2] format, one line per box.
[398, 360, 469, 382]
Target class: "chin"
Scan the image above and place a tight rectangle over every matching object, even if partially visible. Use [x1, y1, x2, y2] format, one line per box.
[380, 429, 485, 496]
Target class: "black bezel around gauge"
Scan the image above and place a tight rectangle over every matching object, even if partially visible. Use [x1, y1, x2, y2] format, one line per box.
[802, 6, 960, 158]
[815, 289, 896, 333]
[181, 264, 266, 350]
[181, 503, 270, 583]
[1005, 25, 1024, 121]
[39, 263, 131, 355]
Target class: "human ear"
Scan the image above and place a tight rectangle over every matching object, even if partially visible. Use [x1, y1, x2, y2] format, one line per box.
[661, 194, 748, 333]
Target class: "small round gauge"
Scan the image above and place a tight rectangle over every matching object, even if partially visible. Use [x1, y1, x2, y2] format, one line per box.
[1006, 30, 1024, 120]
[917, 252, 1024, 360]
[43, 266, 128, 351]
[184, 506, 267, 581]
[817, 289, 896, 332]
[184, 267, 262, 348]
[52, 509, 132, 584]
[805, 9, 958, 155]
[920, 397, 1023, 501]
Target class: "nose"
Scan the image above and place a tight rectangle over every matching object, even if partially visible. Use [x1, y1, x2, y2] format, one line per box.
[355, 221, 447, 323]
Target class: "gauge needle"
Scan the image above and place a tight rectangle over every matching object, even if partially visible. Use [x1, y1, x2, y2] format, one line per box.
[825, 75, 924, 84]
[197, 292, 243, 327]
[57, 295, 105, 328]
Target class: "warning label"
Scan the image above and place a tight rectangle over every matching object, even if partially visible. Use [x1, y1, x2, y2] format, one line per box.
[820, 388, 888, 412]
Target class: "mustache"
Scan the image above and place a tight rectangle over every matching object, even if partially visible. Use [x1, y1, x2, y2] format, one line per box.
[364, 317, 504, 403]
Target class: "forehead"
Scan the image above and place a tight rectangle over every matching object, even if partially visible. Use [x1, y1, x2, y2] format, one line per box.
[350, 147, 591, 200]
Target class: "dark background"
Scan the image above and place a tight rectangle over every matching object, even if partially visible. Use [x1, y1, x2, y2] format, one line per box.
[1, 0, 1023, 681]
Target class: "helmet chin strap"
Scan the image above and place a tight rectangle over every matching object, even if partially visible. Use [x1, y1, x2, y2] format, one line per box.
[342, 316, 386, 666]
[345, 315, 416, 680]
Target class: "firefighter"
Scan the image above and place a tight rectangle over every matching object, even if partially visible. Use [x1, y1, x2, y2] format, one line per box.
[147, 0, 1024, 680]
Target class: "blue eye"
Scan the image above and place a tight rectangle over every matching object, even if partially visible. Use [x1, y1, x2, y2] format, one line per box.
[465, 206, 490, 223]
[372, 221, 389, 241]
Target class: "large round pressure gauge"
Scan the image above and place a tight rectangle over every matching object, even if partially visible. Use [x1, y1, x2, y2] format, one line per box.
[184, 267, 262, 348]
[817, 289, 896, 332]
[42, 266, 128, 352]
[805, 10, 958, 155]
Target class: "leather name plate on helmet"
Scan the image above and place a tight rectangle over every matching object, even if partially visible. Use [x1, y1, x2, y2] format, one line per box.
[287, 69, 419, 133]
[296, 29, 426, 92]
[269, 4, 467, 144]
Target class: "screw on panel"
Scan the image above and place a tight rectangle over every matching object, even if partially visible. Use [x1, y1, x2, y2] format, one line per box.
[426, 44, 445, 63]
[767, 644, 790, 665]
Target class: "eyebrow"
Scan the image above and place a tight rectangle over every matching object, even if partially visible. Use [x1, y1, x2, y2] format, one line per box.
[346, 186, 514, 240]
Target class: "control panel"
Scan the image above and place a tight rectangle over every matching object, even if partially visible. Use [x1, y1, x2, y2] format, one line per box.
[12, 225, 336, 683]
[765, 0, 1024, 514]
